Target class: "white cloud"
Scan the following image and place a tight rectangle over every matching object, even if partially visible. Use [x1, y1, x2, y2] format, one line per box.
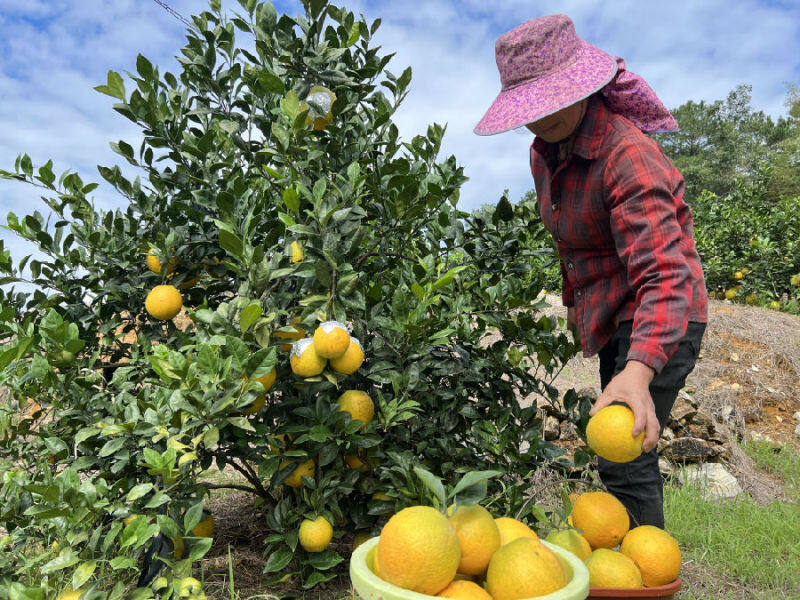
[0, 0, 796, 281]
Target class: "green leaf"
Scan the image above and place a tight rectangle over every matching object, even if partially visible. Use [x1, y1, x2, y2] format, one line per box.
[259, 72, 285, 94]
[136, 54, 153, 79]
[219, 229, 244, 257]
[263, 548, 293, 573]
[188, 537, 213, 561]
[306, 550, 343, 570]
[347, 22, 361, 46]
[413, 466, 446, 509]
[41, 553, 80, 574]
[184, 502, 204, 533]
[283, 187, 300, 214]
[203, 427, 220, 448]
[432, 266, 468, 291]
[451, 470, 503, 497]
[72, 560, 97, 589]
[240, 303, 263, 333]
[99, 437, 125, 457]
[94, 70, 126, 100]
[126, 483, 153, 502]
[8, 584, 43, 600]
[109, 556, 136, 570]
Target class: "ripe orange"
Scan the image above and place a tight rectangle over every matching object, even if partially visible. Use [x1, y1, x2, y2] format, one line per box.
[486, 537, 567, 600]
[546, 528, 591, 561]
[145, 285, 182, 320]
[299, 516, 333, 553]
[146, 248, 177, 276]
[586, 405, 644, 463]
[376, 506, 461, 595]
[448, 504, 501, 575]
[585, 548, 643, 588]
[620, 525, 681, 587]
[192, 514, 214, 538]
[289, 338, 326, 377]
[494, 516, 538, 547]
[338, 390, 374, 429]
[571, 491, 629, 549]
[282, 458, 315, 488]
[329, 336, 365, 374]
[313, 321, 351, 359]
[274, 317, 305, 351]
[436, 580, 493, 599]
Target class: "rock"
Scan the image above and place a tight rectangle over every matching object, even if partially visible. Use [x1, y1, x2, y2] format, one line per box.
[661, 426, 675, 442]
[795, 423, 800, 438]
[560, 422, 579, 442]
[720, 405, 735, 424]
[677, 463, 743, 499]
[793, 411, 800, 422]
[659, 458, 673, 477]
[670, 396, 697, 424]
[749, 431, 774, 444]
[544, 416, 560, 441]
[742, 405, 764, 423]
[661, 437, 719, 462]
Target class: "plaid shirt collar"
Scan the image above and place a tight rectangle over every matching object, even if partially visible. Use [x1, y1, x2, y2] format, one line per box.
[532, 95, 610, 162]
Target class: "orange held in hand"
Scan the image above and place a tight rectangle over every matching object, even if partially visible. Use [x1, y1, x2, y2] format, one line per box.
[586, 404, 644, 463]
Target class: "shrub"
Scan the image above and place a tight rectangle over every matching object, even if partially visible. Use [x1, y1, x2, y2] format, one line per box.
[0, 1, 588, 597]
[692, 163, 800, 312]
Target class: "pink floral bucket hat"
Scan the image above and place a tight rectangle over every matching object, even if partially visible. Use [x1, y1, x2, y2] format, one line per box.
[474, 14, 678, 135]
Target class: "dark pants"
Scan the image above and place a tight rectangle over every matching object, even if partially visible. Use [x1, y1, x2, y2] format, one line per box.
[596, 320, 705, 529]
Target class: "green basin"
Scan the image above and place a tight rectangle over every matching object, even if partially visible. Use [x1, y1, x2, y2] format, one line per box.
[350, 537, 589, 600]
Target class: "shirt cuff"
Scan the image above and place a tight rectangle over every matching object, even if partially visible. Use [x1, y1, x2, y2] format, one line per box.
[626, 343, 668, 374]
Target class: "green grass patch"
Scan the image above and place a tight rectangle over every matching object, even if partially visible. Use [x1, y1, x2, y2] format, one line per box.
[742, 440, 800, 491]
[665, 482, 800, 597]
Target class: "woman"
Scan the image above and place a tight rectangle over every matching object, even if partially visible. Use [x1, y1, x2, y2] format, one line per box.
[474, 15, 708, 529]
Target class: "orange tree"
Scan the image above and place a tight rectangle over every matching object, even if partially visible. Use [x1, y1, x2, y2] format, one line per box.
[0, 0, 587, 596]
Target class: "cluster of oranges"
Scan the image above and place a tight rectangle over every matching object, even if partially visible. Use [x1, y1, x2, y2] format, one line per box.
[361, 490, 681, 600]
[565, 491, 681, 590]
[289, 320, 364, 377]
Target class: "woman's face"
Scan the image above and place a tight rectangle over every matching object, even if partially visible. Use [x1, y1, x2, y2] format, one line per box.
[525, 99, 588, 142]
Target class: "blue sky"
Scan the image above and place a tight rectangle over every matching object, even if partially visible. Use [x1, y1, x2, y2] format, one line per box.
[0, 0, 798, 271]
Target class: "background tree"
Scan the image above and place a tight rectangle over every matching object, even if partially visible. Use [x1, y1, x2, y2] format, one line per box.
[653, 84, 797, 203]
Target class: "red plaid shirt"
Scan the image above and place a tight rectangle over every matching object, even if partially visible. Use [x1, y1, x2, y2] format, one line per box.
[530, 95, 708, 373]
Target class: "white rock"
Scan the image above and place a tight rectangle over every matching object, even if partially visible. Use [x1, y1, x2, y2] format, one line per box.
[659, 458, 673, 477]
[795, 423, 800, 438]
[749, 431, 774, 444]
[793, 411, 800, 422]
[677, 463, 743, 500]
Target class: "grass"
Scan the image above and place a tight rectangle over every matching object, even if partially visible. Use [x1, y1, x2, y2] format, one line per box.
[742, 439, 800, 491]
[664, 478, 800, 599]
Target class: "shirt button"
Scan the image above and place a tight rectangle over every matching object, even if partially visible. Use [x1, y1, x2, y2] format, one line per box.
[576, 289, 582, 297]
[567, 262, 574, 270]
[552, 203, 559, 211]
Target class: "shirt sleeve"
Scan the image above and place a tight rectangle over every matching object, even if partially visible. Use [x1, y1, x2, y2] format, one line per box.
[560, 259, 574, 307]
[604, 139, 691, 373]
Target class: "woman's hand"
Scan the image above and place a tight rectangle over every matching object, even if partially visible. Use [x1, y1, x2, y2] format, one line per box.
[590, 360, 660, 452]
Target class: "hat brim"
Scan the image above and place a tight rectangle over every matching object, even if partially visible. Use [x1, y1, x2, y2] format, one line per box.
[474, 41, 618, 136]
